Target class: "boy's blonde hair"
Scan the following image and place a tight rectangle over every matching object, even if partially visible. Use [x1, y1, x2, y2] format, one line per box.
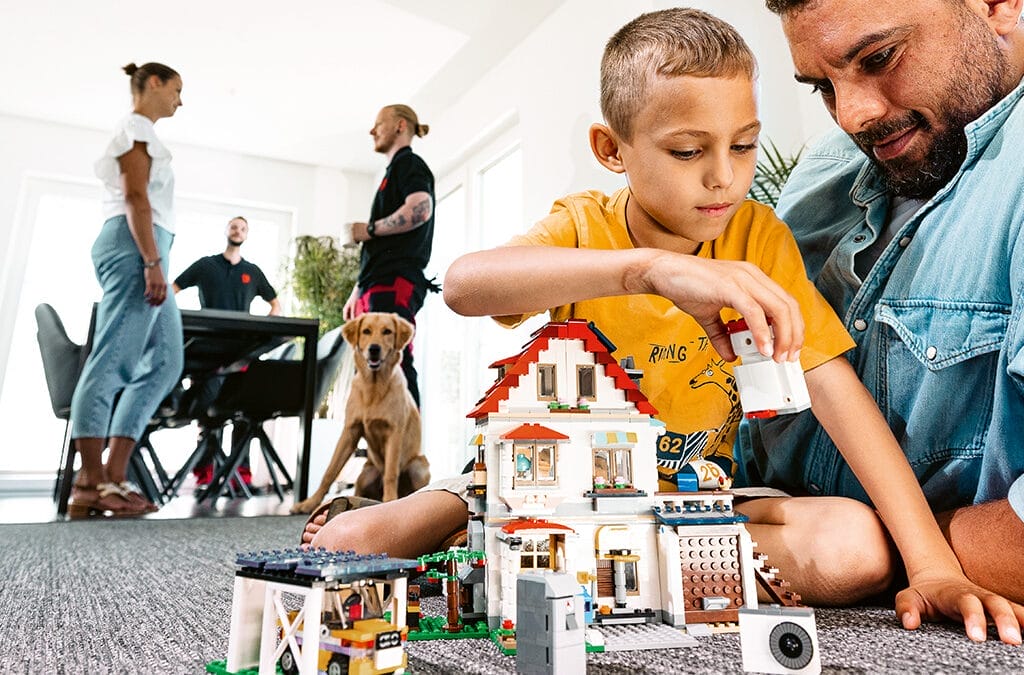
[601, 8, 757, 140]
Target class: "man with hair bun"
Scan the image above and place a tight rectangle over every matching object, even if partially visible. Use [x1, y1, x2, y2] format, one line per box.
[343, 104, 438, 406]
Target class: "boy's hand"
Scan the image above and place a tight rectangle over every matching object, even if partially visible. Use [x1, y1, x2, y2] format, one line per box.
[896, 576, 1024, 645]
[639, 253, 803, 362]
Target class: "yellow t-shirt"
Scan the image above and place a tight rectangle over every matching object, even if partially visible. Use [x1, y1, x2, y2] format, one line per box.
[497, 188, 855, 490]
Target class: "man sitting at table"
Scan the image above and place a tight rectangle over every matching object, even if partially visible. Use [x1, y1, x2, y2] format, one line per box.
[173, 215, 281, 316]
[173, 215, 282, 487]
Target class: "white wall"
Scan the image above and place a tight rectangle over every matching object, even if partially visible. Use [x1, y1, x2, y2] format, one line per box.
[422, 0, 834, 229]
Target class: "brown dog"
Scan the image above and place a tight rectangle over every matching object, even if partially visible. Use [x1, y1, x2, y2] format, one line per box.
[291, 312, 430, 513]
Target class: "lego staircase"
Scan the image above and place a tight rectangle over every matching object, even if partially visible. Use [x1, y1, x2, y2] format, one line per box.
[752, 551, 802, 606]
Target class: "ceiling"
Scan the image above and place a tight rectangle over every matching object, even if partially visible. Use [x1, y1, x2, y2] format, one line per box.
[0, 0, 564, 172]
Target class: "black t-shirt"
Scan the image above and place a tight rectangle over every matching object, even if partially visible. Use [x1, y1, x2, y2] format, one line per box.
[174, 254, 277, 312]
[359, 146, 435, 288]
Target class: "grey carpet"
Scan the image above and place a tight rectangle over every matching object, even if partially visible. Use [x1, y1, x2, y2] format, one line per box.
[0, 516, 1020, 674]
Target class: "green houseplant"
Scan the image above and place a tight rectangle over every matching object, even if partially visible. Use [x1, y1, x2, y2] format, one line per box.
[288, 235, 360, 417]
[289, 235, 361, 336]
[748, 139, 803, 208]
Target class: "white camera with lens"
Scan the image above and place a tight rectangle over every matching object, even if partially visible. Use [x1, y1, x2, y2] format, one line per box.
[739, 606, 821, 674]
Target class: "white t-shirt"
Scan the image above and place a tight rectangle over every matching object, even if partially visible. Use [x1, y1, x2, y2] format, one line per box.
[94, 113, 176, 233]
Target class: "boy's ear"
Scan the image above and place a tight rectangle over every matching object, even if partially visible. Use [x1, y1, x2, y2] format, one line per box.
[589, 123, 626, 174]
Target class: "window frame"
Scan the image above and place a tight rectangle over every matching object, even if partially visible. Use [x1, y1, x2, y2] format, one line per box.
[576, 364, 596, 401]
[591, 446, 635, 491]
[536, 363, 557, 401]
[512, 442, 559, 488]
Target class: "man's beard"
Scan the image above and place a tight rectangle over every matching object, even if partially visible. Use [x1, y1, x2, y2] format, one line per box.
[850, 18, 1008, 198]
[227, 237, 244, 248]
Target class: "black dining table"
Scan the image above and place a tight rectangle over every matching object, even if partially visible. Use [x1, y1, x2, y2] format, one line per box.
[178, 309, 320, 502]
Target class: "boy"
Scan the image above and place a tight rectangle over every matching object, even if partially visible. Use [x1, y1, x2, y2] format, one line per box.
[305, 8, 1022, 642]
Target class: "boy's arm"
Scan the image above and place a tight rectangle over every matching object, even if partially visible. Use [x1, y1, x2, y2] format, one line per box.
[806, 358, 1024, 644]
[443, 245, 803, 363]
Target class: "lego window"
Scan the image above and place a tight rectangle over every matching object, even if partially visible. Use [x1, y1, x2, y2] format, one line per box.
[537, 363, 557, 400]
[513, 443, 558, 487]
[591, 448, 634, 491]
[576, 365, 595, 400]
[596, 557, 640, 597]
[496, 365, 507, 381]
[518, 536, 551, 570]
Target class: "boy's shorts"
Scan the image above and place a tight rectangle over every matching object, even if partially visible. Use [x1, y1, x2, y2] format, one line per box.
[417, 473, 473, 505]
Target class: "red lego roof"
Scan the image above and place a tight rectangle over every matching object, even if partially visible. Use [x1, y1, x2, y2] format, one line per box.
[501, 518, 576, 534]
[467, 320, 658, 418]
[499, 423, 570, 441]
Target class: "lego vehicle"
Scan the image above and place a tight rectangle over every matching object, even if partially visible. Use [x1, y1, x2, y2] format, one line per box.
[277, 582, 408, 675]
[213, 548, 419, 675]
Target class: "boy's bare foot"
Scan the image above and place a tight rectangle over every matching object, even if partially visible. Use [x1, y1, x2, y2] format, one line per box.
[299, 496, 384, 549]
[301, 510, 328, 547]
[304, 490, 469, 559]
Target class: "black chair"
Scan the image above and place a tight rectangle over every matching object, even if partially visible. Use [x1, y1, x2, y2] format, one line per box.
[35, 303, 93, 512]
[196, 326, 347, 503]
[35, 303, 173, 514]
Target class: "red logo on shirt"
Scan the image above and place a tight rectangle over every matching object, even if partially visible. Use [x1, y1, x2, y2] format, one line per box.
[241, 273, 251, 284]
[378, 177, 388, 192]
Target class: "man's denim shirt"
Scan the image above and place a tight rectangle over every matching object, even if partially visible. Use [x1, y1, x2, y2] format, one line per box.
[738, 79, 1024, 520]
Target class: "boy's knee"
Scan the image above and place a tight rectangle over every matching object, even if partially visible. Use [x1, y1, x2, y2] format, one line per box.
[807, 498, 894, 602]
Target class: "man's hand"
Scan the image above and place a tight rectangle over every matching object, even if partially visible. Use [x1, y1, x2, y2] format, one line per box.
[896, 575, 1024, 645]
[349, 221, 370, 244]
[342, 284, 361, 322]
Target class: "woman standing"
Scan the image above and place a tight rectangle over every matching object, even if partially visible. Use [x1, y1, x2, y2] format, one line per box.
[68, 62, 185, 517]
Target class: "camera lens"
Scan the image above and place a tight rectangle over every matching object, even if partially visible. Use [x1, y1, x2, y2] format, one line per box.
[769, 621, 813, 670]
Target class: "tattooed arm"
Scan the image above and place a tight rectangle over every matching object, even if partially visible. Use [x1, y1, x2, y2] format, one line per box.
[351, 191, 433, 241]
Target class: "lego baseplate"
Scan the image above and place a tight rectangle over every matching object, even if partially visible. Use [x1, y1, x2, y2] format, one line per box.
[590, 622, 699, 651]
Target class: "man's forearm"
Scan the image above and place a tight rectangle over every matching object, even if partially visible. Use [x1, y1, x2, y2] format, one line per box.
[371, 192, 432, 236]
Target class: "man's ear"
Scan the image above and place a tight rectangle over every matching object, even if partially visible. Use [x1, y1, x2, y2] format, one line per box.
[589, 123, 626, 174]
[978, 0, 1023, 35]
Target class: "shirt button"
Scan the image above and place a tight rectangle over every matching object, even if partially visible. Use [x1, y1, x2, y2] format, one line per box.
[898, 236, 912, 248]
[853, 234, 867, 243]
[853, 319, 868, 331]
[926, 346, 937, 360]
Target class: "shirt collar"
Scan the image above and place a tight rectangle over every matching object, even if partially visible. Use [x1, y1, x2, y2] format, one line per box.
[387, 145, 413, 168]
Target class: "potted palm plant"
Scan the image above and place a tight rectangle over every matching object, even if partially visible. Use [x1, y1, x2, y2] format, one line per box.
[748, 140, 803, 208]
[289, 235, 361, 337]
[288, 235, 360, 418]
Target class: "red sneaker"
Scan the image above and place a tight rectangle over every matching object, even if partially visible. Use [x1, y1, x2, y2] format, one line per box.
[193, 464, 213, 486]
